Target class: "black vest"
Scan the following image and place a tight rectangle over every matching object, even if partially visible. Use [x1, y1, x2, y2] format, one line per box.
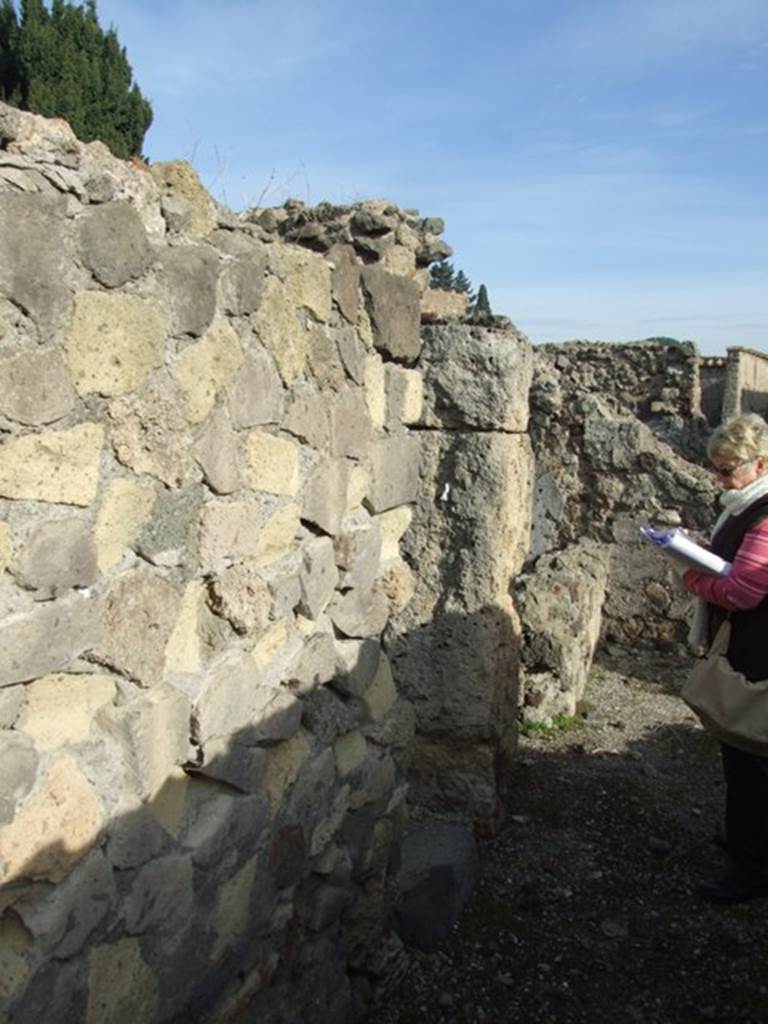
[709, 495, 768, 682]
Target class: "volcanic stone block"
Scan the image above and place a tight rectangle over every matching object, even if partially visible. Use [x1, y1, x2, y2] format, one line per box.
[17, 673, 116, 750]
[328, 586, 389, 639]
[78, 200, 154, 288]
[0, 348, 76, 426]
[298, 536, 338, 619]
[0, 592, 101, 686]
[334, 512, 382, 592]
[302, 457, 350, 536]
[367, 436, 421, 513]
[108, 382, 193, 488]
[219, 250, 268, 315]
[244, 431, 300, 495]
[0, 732, 38, 826]
[361, 266, 420, 360]
[330, 389, 372, 459]
[251, 276, 309, 385]
[95, 478, 156, 572]
[173, 320, 244, 424]
[160, 245, 219, 337]
[227, 347, 285, 428]
[65, 291, 165, 398]
[193, 405, 242, 494]
[0, 423, 103, 506]
[14, 517, 97, 599]
[85, 937, 159, 1024]
[329, 243, 361, 324]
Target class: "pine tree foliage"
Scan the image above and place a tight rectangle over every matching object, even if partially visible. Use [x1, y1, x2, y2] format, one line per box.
[429, 259, 456, 291]
[0, 0, 151, 158]
[471, 283, 493, 319]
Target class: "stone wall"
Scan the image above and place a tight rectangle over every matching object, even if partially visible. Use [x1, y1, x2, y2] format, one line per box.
[519, 341, 717, 722]
[0, 102, 456, 1024]
[722, 347, 768, 421]
[386, 320, 534, 834]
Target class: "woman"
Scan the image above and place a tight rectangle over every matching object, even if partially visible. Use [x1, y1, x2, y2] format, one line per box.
[682, 412, 768, 904]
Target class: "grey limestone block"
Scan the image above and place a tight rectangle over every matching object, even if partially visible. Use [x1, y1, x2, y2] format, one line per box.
[0, 192, 72, 336]
[193, 404, 242, 494]
[218, 250, 268, 315]
[302, 456, 350, 536]
[333, 638, 381, 697]
[361, 266, 421, 360]
[0, 348, 76, 426]
[227, 347, 285, 428]
[13, 516, 97, 599]
[282, 382, 331, 451]
[77, 199, 154, 288]
[367, 436, 421, 513]
[160, 245, 219, 337]
[298, 536, 339, 619]
[193, 735, 268, 793]
[330, 388, 372, 459]
[328, 585, 389, 639]
[329, 243, 361, 324]
[286, 631, 336, 696]
[418, 321, 533, 432]
[0, 731, 39, 825]
[334, 512, 382, 592]
[0, 591, 101, 687]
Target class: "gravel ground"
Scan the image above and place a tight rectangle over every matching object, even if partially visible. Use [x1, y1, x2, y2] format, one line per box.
[372, 648, 768, 1024]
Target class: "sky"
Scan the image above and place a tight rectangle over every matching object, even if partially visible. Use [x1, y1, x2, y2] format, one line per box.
[94, 0, 768, 357]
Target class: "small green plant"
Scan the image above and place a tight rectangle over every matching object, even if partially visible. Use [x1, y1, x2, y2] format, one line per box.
[519, 713, 583, 737]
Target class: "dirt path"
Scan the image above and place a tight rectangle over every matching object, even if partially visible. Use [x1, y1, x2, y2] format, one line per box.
[372, 650, 768, 1024]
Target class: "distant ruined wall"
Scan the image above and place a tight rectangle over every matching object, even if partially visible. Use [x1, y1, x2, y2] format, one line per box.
[0, 102, 466, 1024]
[519, 341, 717, 722]
[722, 347, 768, 422]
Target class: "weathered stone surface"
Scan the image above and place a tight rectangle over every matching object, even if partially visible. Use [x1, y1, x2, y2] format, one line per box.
[419, 287, 467, 321]
[0, 592, 100, 686]
[419, 321, 533, 430]
[301, 686, 360, 746]
[173, 320, 244, 424]
[211, 855, 259, 961]
[0, 192, 71, 335]
[251, 275, 309, 385]
[329, 388, 372, 460]
[376, 505, 413, 561]
[0, 348, 76, 426]
[386, 365, 423, 427]
[334, 730, 367, 778]
[264, 732, 311, 811]
[95, 478, 156, 571]
[362, 652, 398, 722]
[0, 732, 38, 826]
[14, 516, 97, 598]
[282, 383, 331, 450]
[286, 631, 336, 695]
[269, 244, 332, 323]
[0, 423, 103, 505]
[346, 463, 371, 512]
[335, 512, 383, 591]
[163, 581, 205, 676]
[96, 569, 181, 686]
[395, 822, 479, 952]
[307, 326, 347, 390]
[14, 848, 116, 959]
[64, 291, 165, 397]
[227, 347, 285, 427]
[244, 431, 300, 495]
[260, 552, 302, 620]
[302, 457, 350, 536]
[334, 638, 382, 697]
[124, 854, 194, 936]
[135, 485, 203, 568]
[200, 498, 272, 571]
[193, 405, 242, 494]
[78, 200, 154, 287]
[361, 266, 420, 360]
[160, 245, 219, 337]
[378, 558, 416, 615]
[367, 436, 421, 513]
[150, 160, 218, 240]
[329, 585, 389, 639]
[0, 683, 23, 728]
[0, 754, 103, 884]
[97, 684, 190, 798]
[329, 243, 360, 324]
[364, 354, 386, 430]
[109, 382, 193, 488]
[219, 250, 268, 315]
[207, 563, 272, 635]
[195, 734, 267, 793]
[336, 327, 368, 384]
[518, 541, 610, 722]
[298, 536, 338, 618]
[85, 937, 159, 1024]
[0, 909, 33, 1003]
[0, 520, 11, 575]
[17, 673, 116, 750]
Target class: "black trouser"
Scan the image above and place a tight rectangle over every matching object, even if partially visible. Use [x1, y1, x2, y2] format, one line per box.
[722, 743, 768, 881]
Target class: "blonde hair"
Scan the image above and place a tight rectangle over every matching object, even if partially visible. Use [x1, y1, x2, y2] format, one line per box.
[708, 413, 768, 464]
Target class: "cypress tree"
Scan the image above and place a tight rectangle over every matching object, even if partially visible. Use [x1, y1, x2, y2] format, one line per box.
[472, 284, 493, 319]
[0, 0, 151, 158]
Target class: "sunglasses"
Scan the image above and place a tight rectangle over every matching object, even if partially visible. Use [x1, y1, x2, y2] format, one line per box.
[711, 459, 754, 479]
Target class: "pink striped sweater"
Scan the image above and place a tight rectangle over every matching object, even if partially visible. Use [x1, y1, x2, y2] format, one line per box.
[683, 518, 768, 610]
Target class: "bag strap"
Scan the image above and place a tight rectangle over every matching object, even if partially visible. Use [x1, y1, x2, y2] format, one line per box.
[708, 619, 731, 657]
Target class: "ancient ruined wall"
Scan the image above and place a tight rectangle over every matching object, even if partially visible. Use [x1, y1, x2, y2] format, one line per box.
[700, 356, 727, 426]
[519, 341, 717, 722]
[0, 102, 456, 1024]
[386, 320, 534, 834]
[722, 347, 768, 421]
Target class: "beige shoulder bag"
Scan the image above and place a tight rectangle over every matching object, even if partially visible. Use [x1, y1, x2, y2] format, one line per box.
[682, 621, 768, 755]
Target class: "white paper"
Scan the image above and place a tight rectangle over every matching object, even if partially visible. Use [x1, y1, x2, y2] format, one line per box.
[640, 526, 731, 577]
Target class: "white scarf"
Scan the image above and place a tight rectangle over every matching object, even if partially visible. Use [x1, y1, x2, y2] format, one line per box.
[688, 472, 768, 649]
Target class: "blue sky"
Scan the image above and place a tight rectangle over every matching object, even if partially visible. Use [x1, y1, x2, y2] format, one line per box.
[95, 0, 768, 356]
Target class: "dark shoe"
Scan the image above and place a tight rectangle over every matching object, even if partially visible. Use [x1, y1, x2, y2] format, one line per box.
[698, 872, 768, 905]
